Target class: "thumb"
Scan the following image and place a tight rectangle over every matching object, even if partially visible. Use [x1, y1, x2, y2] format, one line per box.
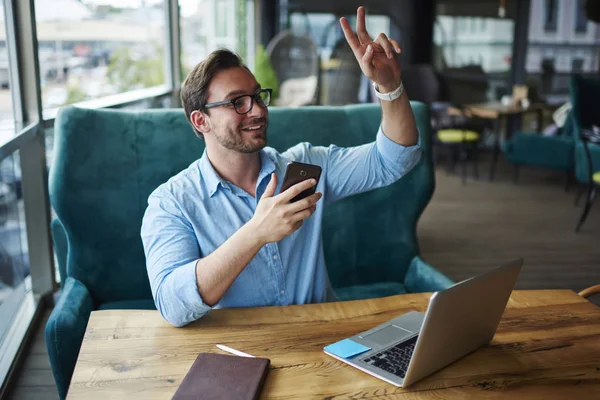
[261, 173, 277, 199]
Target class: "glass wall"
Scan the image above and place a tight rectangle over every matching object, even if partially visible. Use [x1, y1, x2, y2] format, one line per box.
[180, 0, 254, 78]
[0, 4, 13, 128]
[288, 12, 390, 105]
[34, 0, 167, 114]
[434, 14, 515, 103]
[525, 0, 600, 104]
[0, 1, 185, 385]
[0, 152, 28, 343]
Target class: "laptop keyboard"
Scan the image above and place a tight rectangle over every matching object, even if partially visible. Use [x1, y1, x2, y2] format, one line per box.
[361, 336, 418, 379]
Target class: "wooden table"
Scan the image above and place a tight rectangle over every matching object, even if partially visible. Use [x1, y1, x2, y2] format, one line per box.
[448, 101, 548, 180]
[449, 101, 546, 120]
[68, 290, 600, 399]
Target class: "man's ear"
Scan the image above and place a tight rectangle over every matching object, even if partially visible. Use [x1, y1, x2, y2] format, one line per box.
[190, 110, 211, 134]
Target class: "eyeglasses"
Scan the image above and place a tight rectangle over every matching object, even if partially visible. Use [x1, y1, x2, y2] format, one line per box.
[203, 88, 272, 115]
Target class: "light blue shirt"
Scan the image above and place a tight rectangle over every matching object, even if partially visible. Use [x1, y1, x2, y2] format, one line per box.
[141, 127, 421, 327]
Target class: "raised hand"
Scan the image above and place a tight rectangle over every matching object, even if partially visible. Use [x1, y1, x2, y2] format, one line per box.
[339, 6, 402, 93]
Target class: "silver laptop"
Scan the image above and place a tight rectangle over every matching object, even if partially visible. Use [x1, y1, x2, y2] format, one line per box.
[324, 258, 523, 387]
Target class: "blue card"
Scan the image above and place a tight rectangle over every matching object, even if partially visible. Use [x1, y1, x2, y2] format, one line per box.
[324, 338, 371, 359]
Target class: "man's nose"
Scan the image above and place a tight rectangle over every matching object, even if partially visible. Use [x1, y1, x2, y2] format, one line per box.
[247, 98, 267, 118]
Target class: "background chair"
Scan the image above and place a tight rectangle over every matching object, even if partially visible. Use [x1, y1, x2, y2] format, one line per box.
[433, 106, 484, 184]
[575, 127, 600, 232]
[321, 38, 363, 105]
[402, 64, 484, 184]
[401, 64, 441, 107]
[503, 112, 575, 185]
[570, 75, 600, 231]
[46, 103, 453, 398]
[579, 284, 600, 299]
[266, 30, 319, 106]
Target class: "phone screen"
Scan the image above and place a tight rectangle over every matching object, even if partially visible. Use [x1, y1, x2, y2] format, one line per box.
[280, 162, 322, 202]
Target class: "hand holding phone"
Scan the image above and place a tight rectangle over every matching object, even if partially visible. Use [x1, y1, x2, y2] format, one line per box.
[250, 167, 323, 245]
[280, 162, 322, 202]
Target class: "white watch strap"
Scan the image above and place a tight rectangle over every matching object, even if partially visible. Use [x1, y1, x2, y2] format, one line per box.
[372, 81, 404, 101]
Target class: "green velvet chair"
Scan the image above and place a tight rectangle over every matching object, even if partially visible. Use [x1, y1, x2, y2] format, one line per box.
[46, 103, 453, 398]
[503, 113, 575, 184]
[570, 75, 600, 231]
[571, 76, 600, 186]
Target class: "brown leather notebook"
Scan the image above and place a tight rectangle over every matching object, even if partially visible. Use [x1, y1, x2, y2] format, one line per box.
[172, 353, 270, 400]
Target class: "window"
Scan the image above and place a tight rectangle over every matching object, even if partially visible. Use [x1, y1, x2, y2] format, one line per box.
[458, 18, 468, 34]
[180, 0, 254, 79]
[571, 58, 584, 72]
[575, 0, 587, 33]
[0, 5, 28, 345]
[34, 0, 167, 113]
[434, 15, 514, 73]
[0, 6, 13, 126]
[526, 0, 600, 97]
[544, 0, 558, 32]
[215, 0, 229, 38]
[0, 152, 28, 344]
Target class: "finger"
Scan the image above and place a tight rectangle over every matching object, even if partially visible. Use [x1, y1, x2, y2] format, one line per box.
[389, 38, 402, 54]
[261, 173, 277, 199]
[280, 178, 317, 202]
[356, 6, 372, 44]
[287, 192, 322, 214]
[291, 206, 315, 222]
[362, 45, 375, 76]
[375, 33, 394, 59]
[339, 17, 361, 54]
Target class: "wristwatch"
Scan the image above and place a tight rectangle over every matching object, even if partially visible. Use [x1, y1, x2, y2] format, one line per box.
[372, 81, 404, 101]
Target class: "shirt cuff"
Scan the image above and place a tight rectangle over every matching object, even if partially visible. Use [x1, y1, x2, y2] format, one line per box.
[375, 125, 422, 165]
[169, 259, 213, 322]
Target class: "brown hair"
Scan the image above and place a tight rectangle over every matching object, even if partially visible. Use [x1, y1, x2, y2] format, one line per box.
[181, 49, 251, 139]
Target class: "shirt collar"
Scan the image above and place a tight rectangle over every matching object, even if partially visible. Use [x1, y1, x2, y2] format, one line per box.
[199, 148, 277, 197]
[199, 150, 225, 197]
[257, 148, 277, 187]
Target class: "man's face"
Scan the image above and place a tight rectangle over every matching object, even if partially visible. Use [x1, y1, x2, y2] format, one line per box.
[204, 67, 269, 153]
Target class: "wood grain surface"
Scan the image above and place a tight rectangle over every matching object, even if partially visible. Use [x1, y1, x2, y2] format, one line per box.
[447, 102, 546, 119]
[67, 290, 600, 399]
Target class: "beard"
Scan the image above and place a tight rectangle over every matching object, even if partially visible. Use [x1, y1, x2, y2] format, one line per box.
[213, 117, 268, 153]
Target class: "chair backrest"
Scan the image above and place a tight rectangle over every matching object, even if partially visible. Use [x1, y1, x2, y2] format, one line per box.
[402, 64, 441, 106]
[569, 75, 600, 183]
[50, 103, 433, 303]
[439, 65, 489, 105]
[266, 30, 319, 105]
[323, 38, 363, 105]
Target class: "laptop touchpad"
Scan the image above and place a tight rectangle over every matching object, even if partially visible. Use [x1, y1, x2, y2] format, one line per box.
[362, 325, 413, 346]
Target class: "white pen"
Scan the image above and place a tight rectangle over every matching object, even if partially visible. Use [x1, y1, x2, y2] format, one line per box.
[216, 344, 255, 358]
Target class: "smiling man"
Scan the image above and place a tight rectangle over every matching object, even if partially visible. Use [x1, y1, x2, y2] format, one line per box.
[141, 6, 421, 327]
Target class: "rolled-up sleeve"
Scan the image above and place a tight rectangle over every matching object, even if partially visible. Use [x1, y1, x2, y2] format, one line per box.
[141, 190, 212, 327]
[320, 125, 422, 204]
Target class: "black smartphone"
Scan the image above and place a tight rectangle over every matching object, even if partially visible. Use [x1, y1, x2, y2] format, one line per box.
[280, 161, 322, 202]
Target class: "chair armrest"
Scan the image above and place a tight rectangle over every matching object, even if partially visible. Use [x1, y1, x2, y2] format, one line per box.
[45, 277, 94, 399]
[578, 284, 600, 299]
[404, 256, 455, 293]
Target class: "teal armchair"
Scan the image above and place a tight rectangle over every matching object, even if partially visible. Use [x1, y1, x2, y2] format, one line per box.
[46, 103, 453, 398]
[570, 76, 600, 186]
[570, 75, 600, 231]
[503, 114, 575, 184]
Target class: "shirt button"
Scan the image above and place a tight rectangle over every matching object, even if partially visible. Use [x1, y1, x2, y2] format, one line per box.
[273, 255, 278, 261]
[280, 290, 285, 295]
